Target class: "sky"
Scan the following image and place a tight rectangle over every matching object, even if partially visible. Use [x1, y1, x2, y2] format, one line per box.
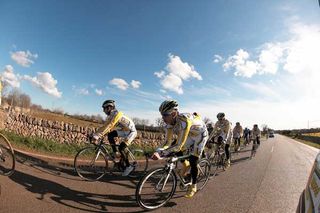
[0, 0, 320, 130]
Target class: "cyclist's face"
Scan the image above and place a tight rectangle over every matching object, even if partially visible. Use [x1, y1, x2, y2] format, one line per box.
[162, 111, 176, 125]
[103, 106, 113, 115]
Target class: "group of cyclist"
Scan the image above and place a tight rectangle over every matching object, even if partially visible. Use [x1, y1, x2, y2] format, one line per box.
[92, 99, 262, 198]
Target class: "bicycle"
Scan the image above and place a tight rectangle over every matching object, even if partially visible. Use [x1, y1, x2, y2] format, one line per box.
[135, 152, 210, 210]
[250, 136, 260, 159]
[0, 133, 15, 176]
[205, 140, 228, 177]
[74, 137, 149, 181]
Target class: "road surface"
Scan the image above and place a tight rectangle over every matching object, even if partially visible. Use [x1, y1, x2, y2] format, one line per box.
[0, 135, 318, 212]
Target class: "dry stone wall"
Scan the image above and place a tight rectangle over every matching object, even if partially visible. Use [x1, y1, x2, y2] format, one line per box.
[3, 111, 164, 148]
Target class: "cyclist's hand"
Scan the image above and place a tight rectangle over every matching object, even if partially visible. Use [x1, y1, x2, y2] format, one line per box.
[92, 134, 100, 145]
[151, 152, 162, 160]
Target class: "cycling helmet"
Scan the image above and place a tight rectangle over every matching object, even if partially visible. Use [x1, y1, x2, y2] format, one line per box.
[236, 122, 240, 125]
[159, 100, 178, 114]
[102, 100, 115, 108]
[217, 112, 225, 119]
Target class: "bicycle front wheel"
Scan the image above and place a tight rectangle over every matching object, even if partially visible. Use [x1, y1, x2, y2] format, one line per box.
[136, 167, 177, 210]
[0, 133, 15, 176]
[74, 146, 108, 181]
[197, 158, 211, 190]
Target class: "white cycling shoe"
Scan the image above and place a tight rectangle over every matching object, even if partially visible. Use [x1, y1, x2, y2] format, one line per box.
[122, 165, 134, 176]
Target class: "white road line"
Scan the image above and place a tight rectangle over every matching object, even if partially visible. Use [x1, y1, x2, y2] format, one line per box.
[271, 146, 274, 153]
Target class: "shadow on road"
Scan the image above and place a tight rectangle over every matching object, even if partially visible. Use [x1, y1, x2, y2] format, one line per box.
[9, 170, 149, 213]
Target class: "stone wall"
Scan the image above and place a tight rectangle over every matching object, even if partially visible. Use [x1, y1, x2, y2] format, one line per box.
[3, 111, 164, 148]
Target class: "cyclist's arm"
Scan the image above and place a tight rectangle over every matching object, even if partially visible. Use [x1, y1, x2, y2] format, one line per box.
[168, 118, 191, 153]
[95, 111, 123, 137]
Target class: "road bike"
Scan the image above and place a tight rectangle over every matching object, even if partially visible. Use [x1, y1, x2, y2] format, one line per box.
[205, 140, 228, 176]
[135, 152, 210, 210]
[0, 133, 15, 176]
[250, 136, 260, 159]
[74, 138, 149, 181]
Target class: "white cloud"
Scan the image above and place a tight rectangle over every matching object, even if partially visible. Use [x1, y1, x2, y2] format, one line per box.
[154, 71, 165, 78]
[223, 49, 259, 78]
[23, 72, 62, 98]
[240, 82, 281, 100]
[213, 54, 223, 63]
[1, 65, 20, 88]
[95, 88, 103, 96]
[156, 54, 202, 94]
[258, 43, 284, 75]
[10, 50, 38, 67]
[161, 73, 183, 94]
[131, 80, 141, 89]
[109, 78, 129, 90]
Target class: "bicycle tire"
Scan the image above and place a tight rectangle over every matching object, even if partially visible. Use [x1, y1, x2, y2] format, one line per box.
[128, 149, 149, 177]
[0, 133, 15, 176]
[209, 154, 219, 177]
[136, 167, 177, 210]
[74, 146, 109, 181]
[197, 158, 210, 190]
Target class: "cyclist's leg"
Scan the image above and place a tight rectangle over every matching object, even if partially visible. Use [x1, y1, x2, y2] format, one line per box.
[257, 136, 260, 145]
[107, 130, 118, 153]
[119, 142, 129, 167]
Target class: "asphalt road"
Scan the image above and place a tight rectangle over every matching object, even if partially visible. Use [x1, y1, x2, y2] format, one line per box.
[0, 135, 318, 213]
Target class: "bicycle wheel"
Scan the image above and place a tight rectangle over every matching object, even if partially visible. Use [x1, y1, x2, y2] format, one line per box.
[136, 167, 177, 210]
[0, 133, 15, 176]
[127, 149, 149, 177]
[197, 158, 210, 190]
[209, 154, 219, 177]
[74, 146, 108, 181]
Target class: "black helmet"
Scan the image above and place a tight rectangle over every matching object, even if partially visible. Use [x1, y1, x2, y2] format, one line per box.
[159, 100, 178, 114]
[217, 112, 225, 119]
[102, 100, 115, 108]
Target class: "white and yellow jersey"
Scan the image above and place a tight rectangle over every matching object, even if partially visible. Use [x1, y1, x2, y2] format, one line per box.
[161, 113, 207, 153]
[96, 109, 136, 137]
[209, 119, 232, 144]
[233, 125, 243, 138]
[251, 128, 261, 138]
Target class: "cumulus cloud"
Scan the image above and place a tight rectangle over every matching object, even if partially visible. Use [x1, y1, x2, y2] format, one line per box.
[155, 54, 202, 94]
[213, 54, 223, 63]
[1, 65, 20, 88]
[109, 78, 129, 90]
[23, 72, 62, 98]
[95, 88, 103, 96]
[154, 71, 165, 78]
[11, 50, 38, 67]
[131, 80, 141, 89]
[222, 22, 320, 80]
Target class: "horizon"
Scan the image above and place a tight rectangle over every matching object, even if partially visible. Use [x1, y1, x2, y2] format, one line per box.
[1, 0, 320, 130]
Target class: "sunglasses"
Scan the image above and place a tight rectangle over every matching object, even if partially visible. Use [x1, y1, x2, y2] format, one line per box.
[161, 113, 171, 117]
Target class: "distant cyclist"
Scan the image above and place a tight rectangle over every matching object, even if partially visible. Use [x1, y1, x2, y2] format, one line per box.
[251, 124, 261, 145]
[243, 127, 250, 146]
[209, 112, 232, 168]
[151, 100, 208, 198]
[92, 100, 137, 176]
[232, 122, 243, 151]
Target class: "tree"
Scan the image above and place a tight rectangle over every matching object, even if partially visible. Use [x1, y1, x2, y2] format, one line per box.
[155, 117, 165, 127]
[19, 93, 31, 109]
[132, 117, 150, 126]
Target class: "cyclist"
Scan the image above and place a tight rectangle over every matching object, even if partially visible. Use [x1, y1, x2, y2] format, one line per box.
[232, 122, 243, 151]
[243, 127, 250, 146]
[152, 100, 208, 198]
[251, 124, 261, 145]
[209, 112, 232, 168]
[92, 100, 137, 176]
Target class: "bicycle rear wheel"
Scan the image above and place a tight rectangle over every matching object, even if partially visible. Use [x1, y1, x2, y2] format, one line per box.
[74, 146, 108, 181]
[209, 154, 219, 177]
[127, 149, 149, 177]
[197, 158, 210, 190]
[0, 133, 15, 176]
[136, 167, 176, 210]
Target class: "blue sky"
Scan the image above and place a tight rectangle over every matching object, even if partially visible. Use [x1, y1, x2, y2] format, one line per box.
[1, 0, 320, 130]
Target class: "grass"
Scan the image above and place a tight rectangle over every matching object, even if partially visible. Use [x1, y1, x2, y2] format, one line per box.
[282, 134, 320, 149]
[303, 132, 320, 137]
[0, 130, 87, 157]
[0, 130, 155, 159]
